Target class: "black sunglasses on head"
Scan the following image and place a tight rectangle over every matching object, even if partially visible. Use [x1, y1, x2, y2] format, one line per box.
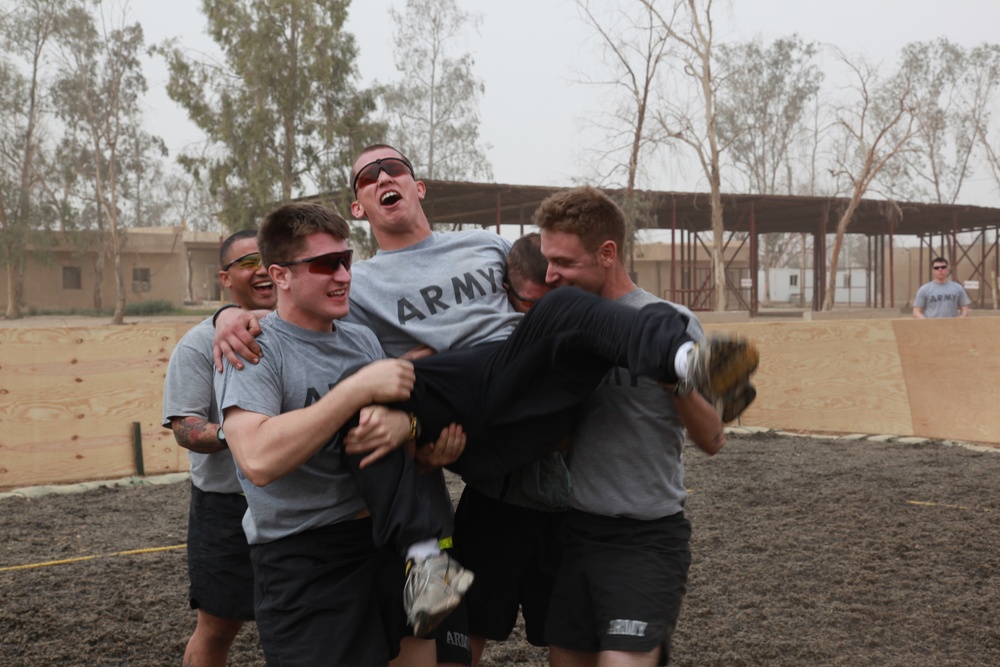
[222, 252, 262, 271]
[275, 250, 353, 274]
[352, 157, 414, 193]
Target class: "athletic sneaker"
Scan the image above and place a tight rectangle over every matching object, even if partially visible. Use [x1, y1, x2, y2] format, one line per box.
[403, 552, 475, 637]
[687, 336, 759, 423]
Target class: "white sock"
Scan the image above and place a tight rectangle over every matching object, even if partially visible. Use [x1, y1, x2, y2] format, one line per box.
[406, 538, 441, 563]
[675, 341, 695, 379]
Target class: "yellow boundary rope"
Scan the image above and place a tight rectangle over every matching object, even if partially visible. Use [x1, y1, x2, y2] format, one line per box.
[906, 500, 992, 513]
[0, 544, 187, 573]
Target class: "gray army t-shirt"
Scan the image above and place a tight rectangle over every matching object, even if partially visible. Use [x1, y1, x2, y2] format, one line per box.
[214, 313, 381, 545]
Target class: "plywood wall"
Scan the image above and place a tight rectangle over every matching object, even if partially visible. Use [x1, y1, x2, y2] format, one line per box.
[2, 316, 998, 489]
[0, 323, 194, 489]
[704, 317, 1000, 444]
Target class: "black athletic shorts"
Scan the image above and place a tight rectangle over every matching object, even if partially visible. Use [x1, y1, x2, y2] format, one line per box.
[545, 509, 691, 665]
[452, 486, 566, 646]
[430, 596, 472, 665]
[187, 485, 254, 621]
[250, 518, 409, 667]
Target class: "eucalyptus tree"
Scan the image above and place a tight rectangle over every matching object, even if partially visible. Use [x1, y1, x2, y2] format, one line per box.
[0, 0, 65, 319]
[715, 35, 823, 304]
[54, 0, 153, 324]
[162, 0, 383, 231]
[963, 45, 1000, 198]
[642, 0, 730, 310]
[576, 0, 671, 270]
[379, 0, 491, 183]
[893, 39, 989, 205]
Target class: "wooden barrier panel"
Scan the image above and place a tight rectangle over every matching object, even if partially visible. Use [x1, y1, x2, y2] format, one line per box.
[892, 317, 1000, 444]
[704, 320, 915, 436]
[0, 323, 195, 489]
[2, 317, 998, 489]
[705, 317, 1000, 444]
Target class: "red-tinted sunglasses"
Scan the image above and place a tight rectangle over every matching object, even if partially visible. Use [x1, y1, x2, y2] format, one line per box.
[276, 250, 353, 274]
[352, 157, 414, 193]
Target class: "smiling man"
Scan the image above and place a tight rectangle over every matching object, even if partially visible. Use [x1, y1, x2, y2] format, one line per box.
[162, 230, 275, 667]
[213, 155, 760, 667]
[214, 203, 472, 667]
[536, 186, 735, 667]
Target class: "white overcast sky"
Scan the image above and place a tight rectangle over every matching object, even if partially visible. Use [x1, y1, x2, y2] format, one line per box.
[133, 0, 1000, 207]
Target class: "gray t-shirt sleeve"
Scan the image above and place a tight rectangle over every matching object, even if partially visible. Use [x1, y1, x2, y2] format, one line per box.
[162, 318, 217, 428]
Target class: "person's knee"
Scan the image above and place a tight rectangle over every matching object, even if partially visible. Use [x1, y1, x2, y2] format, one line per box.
[195, 611, 244, 645]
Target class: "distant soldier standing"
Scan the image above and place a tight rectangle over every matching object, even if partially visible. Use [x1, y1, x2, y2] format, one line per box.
[912, 257, 970, 318]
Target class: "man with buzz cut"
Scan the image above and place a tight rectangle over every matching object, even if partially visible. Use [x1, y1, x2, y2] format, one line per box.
[912, 257, 970, 318]
[162, 229, 274, 667]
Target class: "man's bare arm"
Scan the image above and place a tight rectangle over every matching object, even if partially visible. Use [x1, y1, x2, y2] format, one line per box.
[212, 307, 271, 371]
[224, 359, 416, 486]
[672, 390, 726, 456]
[169, 416, 227, 454]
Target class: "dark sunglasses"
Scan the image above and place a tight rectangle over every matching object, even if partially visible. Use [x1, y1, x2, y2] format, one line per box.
[933, 265, 948, 270]
[503, 276, 540, 305]
[352, 157, 414, 193]
[222, 252, 262, 271]
[276, 250, 353, 274]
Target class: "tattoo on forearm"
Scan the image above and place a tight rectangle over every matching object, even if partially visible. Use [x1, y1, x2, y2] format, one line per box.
[171, 417, 225, 453]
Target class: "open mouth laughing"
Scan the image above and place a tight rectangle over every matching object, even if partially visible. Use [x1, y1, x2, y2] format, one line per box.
[380, 190, 402, 206]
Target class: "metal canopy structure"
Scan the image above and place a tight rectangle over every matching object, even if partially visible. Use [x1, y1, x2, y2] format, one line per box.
[398, 181, 1000, 314]
[410, 180, 998, 234]
[321, 181, 1000, 312]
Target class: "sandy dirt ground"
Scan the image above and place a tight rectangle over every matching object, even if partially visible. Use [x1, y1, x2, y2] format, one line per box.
[2, 431, 998, 666]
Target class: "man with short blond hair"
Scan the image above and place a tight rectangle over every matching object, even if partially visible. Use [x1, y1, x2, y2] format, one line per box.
[536, 186, 732, 667]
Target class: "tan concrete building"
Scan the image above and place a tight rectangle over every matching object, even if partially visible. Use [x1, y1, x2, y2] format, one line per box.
[1, 228, 228, 313]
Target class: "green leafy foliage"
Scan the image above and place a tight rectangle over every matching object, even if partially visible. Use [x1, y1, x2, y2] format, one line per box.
[161, 0, 384, 231]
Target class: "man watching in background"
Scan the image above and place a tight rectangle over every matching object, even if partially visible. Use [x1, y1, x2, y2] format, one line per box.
[912, 257, 970, 318]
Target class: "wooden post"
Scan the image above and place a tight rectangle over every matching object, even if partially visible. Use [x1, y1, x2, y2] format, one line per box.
[132, 422, 145, 477]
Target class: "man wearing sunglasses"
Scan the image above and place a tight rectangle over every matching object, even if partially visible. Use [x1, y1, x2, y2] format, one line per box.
[912, 257, 970, 318]
[213, 147, 758, 664]
[345, 145, 568, 667]
[344, 145, 751, 667]
[214, 205, 476, 667]
[162, 230, 275, 667]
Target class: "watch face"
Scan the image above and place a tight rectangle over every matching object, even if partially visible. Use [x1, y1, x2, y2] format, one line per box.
[217, 427, 226, 443]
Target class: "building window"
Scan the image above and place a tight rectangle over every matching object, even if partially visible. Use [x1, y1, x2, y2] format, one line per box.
[843, 274, 851, 288]
[132, 267, 151, 292]
[63, 266, 82, 290]
[789, 274, 798, 287]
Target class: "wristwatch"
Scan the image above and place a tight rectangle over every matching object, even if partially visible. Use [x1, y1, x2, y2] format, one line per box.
[217, 426, 227, 445]
[408, 413, 422, 442]
[672, 378, 694, 397]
